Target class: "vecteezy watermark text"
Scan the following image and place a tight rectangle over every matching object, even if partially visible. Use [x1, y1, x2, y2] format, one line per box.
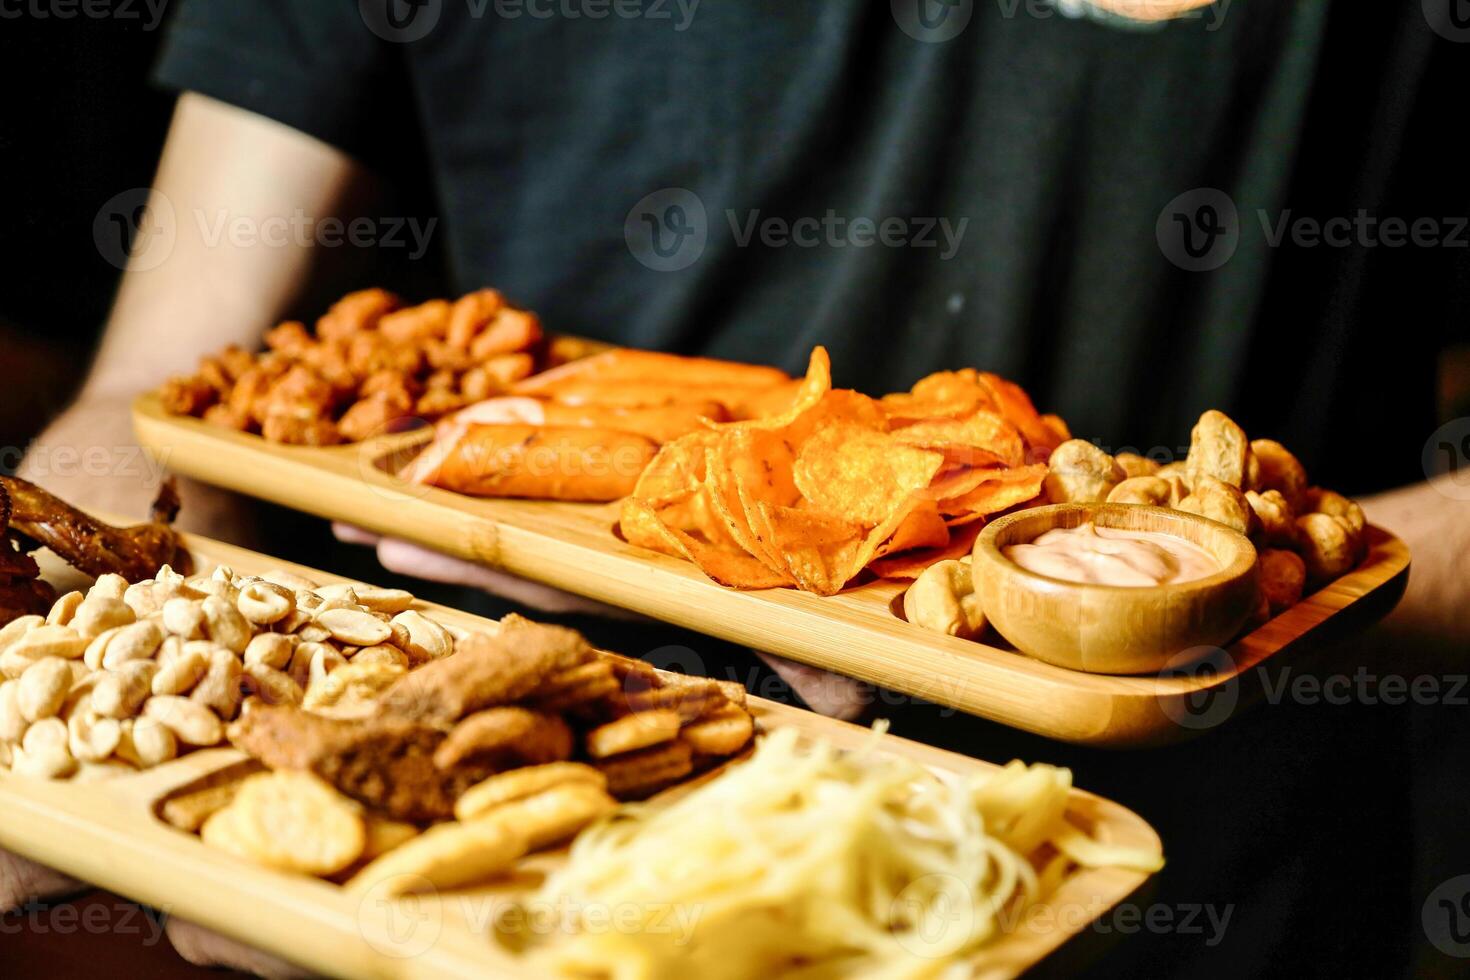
[0, 0, 169, 29]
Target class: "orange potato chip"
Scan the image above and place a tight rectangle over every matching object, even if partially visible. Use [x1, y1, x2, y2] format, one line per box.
[869, 521, 985, 579]
[755, 503, 867, 596]
[622, 497, 792, 589]
[890, 411, 1026, 469]
[793, 424, 944, 527]
[875, 500, 951, 558]
[943, 463, 1048, 518]
[976, 373, 1067, 462]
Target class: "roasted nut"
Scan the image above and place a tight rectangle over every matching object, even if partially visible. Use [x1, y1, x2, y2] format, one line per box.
[307, 644, 348, 691]
[1044, 439, 1125, 504]
[1186, 410, 1249, 489]
[1251, 439, 1308, 509]
[22, 715, 69, 754]
[1296, 512, 1357, 580]
[0, 679, 28, 742]
[202, 595, 252, 654]
[123, 580, 163, 618]
[260, 569, 320, 593]
[9, 625, 87, 665]
[11, 743, 77, 780]
[152, 643, 212, 696]
[237, 581, 296, 625]
[1258, 548, 1307, 614]
[93, 661, 159, 719]
[192, 648, 245, 720]
[1114, 452, 1161, 479]
[81, 627, 121, 671]
[316, 607, 392, 647]
[1245, 489, 1297, 547]
[313, 584, 361, 604]
[1176, 476, 1254, 535]
[101, 620, 164, 670]
[903, 559, 985, 639]
[390, 610, 454, 662]
[67, 699, 122, 762]
[155, 635, 185, 669]
[287, 641, 333, 689]
[1106, 476, 1174, 507]
[18, 658, 73, 722]
[46, 591, 85, 627]
[243, 662, 304, 707]
[352, 644, 409, 669]
[116, 717, 178, 769]
[296, 624, 332, 644]
[161, 597, 207, 638]
[69, 596, 135, 640]
[0, 615, 43, 656]
[88, 573, 130, 602]
[244, 633, 295, 670]
[144, 695, 224, 746]
[350, 586, 415, 614]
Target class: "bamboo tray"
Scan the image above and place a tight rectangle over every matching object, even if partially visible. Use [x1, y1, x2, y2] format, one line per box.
[133, 394, 1411, 746]
[0, 533, 1160, 979]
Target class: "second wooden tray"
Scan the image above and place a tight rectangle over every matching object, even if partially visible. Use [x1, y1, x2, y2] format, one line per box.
[134, 393, 1411, 747]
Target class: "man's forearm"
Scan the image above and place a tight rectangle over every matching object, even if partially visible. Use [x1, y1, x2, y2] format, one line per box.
[1361, 475, 1470, 653]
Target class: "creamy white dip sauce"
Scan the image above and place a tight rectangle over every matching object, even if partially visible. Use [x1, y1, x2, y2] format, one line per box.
[1004, 522, 1218, 586]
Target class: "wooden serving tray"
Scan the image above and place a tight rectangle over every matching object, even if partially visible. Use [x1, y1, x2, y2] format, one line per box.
[0, 533, 1160, 979]
[133, 394, 1411, 747]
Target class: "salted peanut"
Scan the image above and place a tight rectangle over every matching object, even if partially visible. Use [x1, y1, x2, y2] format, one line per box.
[46, 591, 85, 627]
[101, 620, 164, 670]
[162, 780, 247, 832]
[156, 635, 187, 669]
[67, 700, 122, 762]
[307, 644, 349, 691]
[18, 658, 73, 722]
[1044, 439, 1125, 504]
[0, 615, 43, 656]
[115, 717, 177, 769]
[294, 590, 325, 614]
[73, 759, 138, 782]
[313, 583, 361, 604]
[287, 641, 332, 689]
[201, 596, 252, 654]
[152, 643, 212, 697]
[455, 762, 607, 821]
[903, 559, 986, 640]
[161, 597, 207, 639]
[1251, 439, 1308, 508]
[202, 771, 366, 875]
[1245, 490, 1298, 547]
[274, 607, 313, 634]
[296, 624, 332, 644]
[144, 695, 223, 746]
[192, 649, 244, 720]
[361, 817, 420, 861]
[22, 716, 69, 755]
[243, 633, 295, 671]
[1259, 549, 1307, 614]
[236, 581, 295, 626]
[11, 744, 77, 780]
[302, 660, 403, 713]
[586, 709, 681, 759]
[681, 704, 756, 756]
[88, 573, 130, 603]
[69, 597, 135, 641]
[316, 607, 392, 647]
[10, 625, 88, 664]
[243, 662, 304, 707]
[390, 610, 453, 663]
[1186, 410, 1250, 489]
[351, 586, 415, 615]
[1296, 513, 1357, 580]
[352, 644, 409, 669]
[81, 628, 120, 671]
[346, 816, 528, 896]
[122, 581, 163, 619]
[93, 661, 159, 719]
[0, 680, 28, 742]
[260, 569, 319, 593]
[1177, 476, 1254, 535]
[1107, 475, 1174, 507]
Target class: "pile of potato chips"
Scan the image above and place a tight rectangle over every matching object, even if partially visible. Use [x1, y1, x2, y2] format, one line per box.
[620, 348, 1068, 595]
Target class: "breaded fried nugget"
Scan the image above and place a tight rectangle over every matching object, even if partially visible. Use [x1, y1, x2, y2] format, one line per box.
[433, 707, 573, 770]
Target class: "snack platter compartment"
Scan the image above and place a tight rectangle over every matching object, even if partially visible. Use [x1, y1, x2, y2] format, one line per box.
[0, 533, 1161, 979]
[133, 395, 1411, 747]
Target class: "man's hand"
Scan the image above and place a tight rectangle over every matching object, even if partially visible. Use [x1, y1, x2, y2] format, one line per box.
[0, 851, 83, 914]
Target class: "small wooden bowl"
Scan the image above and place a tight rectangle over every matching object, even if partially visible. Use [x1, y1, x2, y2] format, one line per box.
[972, 503, 1259, 675]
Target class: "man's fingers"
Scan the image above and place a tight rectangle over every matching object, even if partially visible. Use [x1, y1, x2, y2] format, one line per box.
[166, 917, 314, 979]
[756, 653, 869, 721]
[0, 849, 85, 913]
[331, 521, 382, 546]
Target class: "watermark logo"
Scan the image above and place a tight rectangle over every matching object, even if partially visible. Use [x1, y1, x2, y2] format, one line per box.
[625, 188, 708, 272]
[1424, 0, 1470, 42]
[1424, 875, 1470, 958]
[892, 0, 973, 42]
[357, 875, 444, 958]
[94, 187, 176, 272]
[0, 0, 170, 30]
[1157, 188, 1239, 272]
[1158, 645, 1238, 731]
[360, 0, 443, 42]
[1423, 418, 1470, 500]
[891, 873, 976, 958]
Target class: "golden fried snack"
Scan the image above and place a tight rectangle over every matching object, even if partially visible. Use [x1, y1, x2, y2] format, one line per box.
[201, 771, 365, 876]
[680, 704, 755, 756]
[1043, 440, 1125, 504]
[432, 706, 573, 769]
[360, 816, 421, 861]
[616, 683, 724, 723]
[480, 781, 618, 850]
[1176, 476, 1254, 535]
[1250, 439, 1308, 508]
[1303, 487, 1366, 537]
[455, 762, 607, 821]
[595, 740, 695, 799]
[1245, 489, 1298, 547]
[1186, 410, 1249, 489]
[1114, 453, 1161, 479]
[161, 776, 252, 832]
[1296, 512, 1358, 580]
[345, 815, 529, 896]
[1258, 548, 1307, 614]
[585, 709, 682, 759]
[1106, 476, 1174, 507]
[902, 558, 985, 639]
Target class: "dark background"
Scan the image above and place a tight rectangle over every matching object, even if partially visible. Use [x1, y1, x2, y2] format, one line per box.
[3, 4, 1470, 980]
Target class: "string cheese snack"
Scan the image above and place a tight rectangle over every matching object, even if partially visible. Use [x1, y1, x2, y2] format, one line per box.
[515, 725, 1162, 978]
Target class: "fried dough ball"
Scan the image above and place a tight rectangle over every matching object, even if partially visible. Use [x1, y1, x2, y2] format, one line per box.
[1303, 487, 1366, 537]
[1155, 460, 1191, 490]
[1258, 548, 1307, 614]
[1044, 439, 1125, 504]
[1296, 512, 1357, 580]
[1115, 452, 1161, 479]
[1176, 476, 1254, 535]
[1186, 410, 1250, 489]
[1245, 489, 1298, 547]
[1106, 475, 1174, 507]
[1250, 439, 1308, 508]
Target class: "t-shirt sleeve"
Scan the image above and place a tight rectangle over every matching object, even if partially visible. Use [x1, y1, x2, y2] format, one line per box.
[153, 0, 408, 167]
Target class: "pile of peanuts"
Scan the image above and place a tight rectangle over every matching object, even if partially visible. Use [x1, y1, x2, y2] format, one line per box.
[0, 565, 461, 781]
